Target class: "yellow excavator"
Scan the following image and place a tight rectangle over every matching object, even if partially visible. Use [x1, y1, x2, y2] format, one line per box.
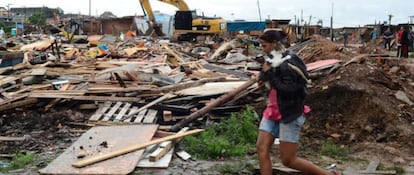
[139, 0, 227, 41]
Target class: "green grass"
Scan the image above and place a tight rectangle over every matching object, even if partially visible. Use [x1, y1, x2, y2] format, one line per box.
[320, 140, 348, 160]
[182, 106, 259, 160]
[378, 164, 405, 175]
[0, 152, 36, 173]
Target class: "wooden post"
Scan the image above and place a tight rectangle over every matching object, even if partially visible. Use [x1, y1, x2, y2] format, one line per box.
[72, 129, 204, 168]
[170, 77, 257, 131]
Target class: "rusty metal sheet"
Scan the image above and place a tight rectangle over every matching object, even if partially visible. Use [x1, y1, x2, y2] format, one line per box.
[40, 124, 158, 175]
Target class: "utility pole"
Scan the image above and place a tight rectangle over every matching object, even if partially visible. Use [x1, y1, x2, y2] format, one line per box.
[89, 0, 92, 17]
[331, 3, 334, 41]
[24, 6, 26, 23]
[257, 0, 262, 21]
[410, 15, 414, 24]
[7, 3, 12, 22]
[388, 14, 393, 26]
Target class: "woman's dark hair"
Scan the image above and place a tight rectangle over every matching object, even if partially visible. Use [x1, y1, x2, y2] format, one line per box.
[259, 29, 287, 43]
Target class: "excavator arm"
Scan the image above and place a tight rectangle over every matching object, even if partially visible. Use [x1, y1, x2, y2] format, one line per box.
[139, 0, 189, 23]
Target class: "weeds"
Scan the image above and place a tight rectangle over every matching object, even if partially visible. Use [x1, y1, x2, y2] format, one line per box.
[183, 106, 259, 160]
[379, 164, 405, 175]
[0, 152, 36, 173]
[320, 140, 348, 160]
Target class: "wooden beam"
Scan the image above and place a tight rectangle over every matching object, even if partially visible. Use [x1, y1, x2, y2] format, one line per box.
[0, 136, 28, 141]
[31, 90, 87, 95]
[0, 94, 28, 106]
[72, 129, 204, 168]
[170, 77, 257, 131]
[0, 98, 38, 112]
[28, 94, 141, 102]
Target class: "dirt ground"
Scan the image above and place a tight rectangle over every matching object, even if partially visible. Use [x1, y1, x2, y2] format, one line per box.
[1, 35, 414, 174]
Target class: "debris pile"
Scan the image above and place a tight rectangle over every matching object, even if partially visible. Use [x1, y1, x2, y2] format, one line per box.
[298, 36, 414, 164]
[0, 31, 413, 174]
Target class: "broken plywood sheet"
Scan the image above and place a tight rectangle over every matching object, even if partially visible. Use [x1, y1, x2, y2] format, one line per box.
[176, 81, 255, 96]
[39, 125, 158, 175]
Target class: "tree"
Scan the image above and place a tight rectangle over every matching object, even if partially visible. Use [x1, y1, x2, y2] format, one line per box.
[28, 13, 47, 25]
[0, 21, 14, 34]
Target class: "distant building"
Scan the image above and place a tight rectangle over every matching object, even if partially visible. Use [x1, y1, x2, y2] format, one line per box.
[0, 7, 12, 22]
[10, 7, 64, 20]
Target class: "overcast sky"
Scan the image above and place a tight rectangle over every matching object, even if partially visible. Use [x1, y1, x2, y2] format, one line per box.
[2, 0, 413, 28]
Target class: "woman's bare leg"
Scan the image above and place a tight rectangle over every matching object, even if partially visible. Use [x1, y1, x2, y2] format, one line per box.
[257, 130, 275, 175]
[279, 141, 330, 175]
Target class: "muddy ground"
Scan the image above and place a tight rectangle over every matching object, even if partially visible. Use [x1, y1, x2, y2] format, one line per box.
[1, 36, 414, 174]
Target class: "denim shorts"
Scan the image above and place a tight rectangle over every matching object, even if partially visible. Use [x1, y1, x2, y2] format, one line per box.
[259, 115, 305, 143]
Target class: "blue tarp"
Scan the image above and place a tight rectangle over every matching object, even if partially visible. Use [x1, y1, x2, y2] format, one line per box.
[226, 21, 266, 32]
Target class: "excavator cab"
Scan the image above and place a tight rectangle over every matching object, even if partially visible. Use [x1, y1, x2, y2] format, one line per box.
[174, 11, 196, 31]
[174, 10, 226, 41]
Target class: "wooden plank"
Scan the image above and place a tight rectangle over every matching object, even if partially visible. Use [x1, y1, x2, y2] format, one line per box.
[0, 136, 27, 141]
[39, 125, 158, 175]
[149, 127, 188, 162]
[32, 90, 87, 94]
[134, 109, 147, 123]
[103, 102, 122, 121]
[89, 102, 112, 121]
[71, 129, 204, 168]
[114, 103, 131, 121]
[0, 94, 28, 106]
[0, 84, 21, 93]
[0, 98, 38, 112]
[137, 147, 174, 168]
[0, 76, 19, 87]
[28, 94, 142, 102]
[142, 109, 157, 124]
